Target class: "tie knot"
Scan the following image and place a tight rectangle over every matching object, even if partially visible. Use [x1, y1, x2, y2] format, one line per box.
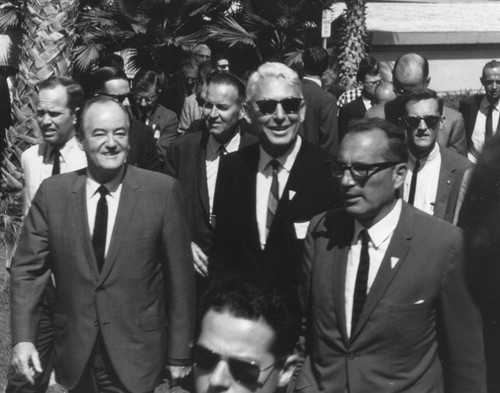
[97, 185, 108, 197]
[218, 144, 227, 156]
[269, 159, 280, 172]
[359, 229, 370, 244]
[51, 148, 60, 157]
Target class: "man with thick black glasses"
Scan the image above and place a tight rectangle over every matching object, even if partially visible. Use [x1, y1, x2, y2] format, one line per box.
[459, 60, 500, 163]
[401, 88, 471, 224]
[293, 118, 485, 393]
[194, 274, 299, 393]
[210, 62, 340, 302]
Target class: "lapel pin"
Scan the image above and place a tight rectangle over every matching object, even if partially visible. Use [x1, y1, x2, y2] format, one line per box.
[390, 257, 399, 269]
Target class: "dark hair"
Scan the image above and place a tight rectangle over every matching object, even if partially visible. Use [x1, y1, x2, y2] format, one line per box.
[200, 274, 300, 358]
[356, 56, 380, 82]
[180, 59, 198, 74]
[208, 71, 246, 103]
[86, 67, 129, 97]
[99, 53, 125, 70]
[482, 60, 500, 79]
[302, 47, 329, 76]
[402, 87, 443, 115]
[198, 60, 216, 82]
[346, 118, 408, 163]
[132, 69, 161, 93]
[213, 52, 230, 64]
[76, 95, 130, 140]
[38, 76, 84, 113]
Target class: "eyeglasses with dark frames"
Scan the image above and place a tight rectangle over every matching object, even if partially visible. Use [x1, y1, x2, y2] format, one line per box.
[328, 161, 401, 182]
[96, 92, 129, 104]
[251, 97, 303, 115]
[192, 343, 279, 385]
[363, 79, 382, 87]
[403, 115, 441, 130]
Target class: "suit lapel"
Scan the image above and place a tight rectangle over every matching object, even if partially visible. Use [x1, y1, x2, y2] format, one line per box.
[72, 171, 99, 278]
[197, 132, 210, 220]
[98, 167, 139, 284]
[434, 147, 455, 219]
[350, 204, 413, 341]
[241, 146, 261, 254]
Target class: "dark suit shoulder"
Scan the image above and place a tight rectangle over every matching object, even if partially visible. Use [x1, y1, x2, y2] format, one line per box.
[170, 130, 204, 150]
[459, 94, 483, 108]
[440, 146, 472, 171]
[127, 165, 177, 187]
[302, 80, 336, 101]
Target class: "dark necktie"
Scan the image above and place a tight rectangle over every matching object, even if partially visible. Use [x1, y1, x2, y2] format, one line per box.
[92, 186, 108, 272]
[266, 159, 280, 239]
[407, 159, 420, 205]
[486, 104, 497, 144]
[352, 229, 370, 332]
[218, 144, 227, 156]
[51, 149, 60, 176]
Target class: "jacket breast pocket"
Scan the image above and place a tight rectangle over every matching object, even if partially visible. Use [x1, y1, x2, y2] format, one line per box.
[140, 314, 167, 332]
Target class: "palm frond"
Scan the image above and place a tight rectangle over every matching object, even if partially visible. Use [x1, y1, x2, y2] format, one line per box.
[208, 16, 257, 48]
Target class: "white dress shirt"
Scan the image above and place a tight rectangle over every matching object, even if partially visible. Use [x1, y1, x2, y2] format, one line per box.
[403, 144, 441, 216]
[206, 132, 241, 214]
[469, 96, 500, 163]
[86, 173, 123, 257]
[256, 136, 302, 249]
[345, 199, 402, 337]
[362, 95, 373, 111]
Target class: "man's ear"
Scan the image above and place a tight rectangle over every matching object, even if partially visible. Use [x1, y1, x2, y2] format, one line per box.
[424, 77, 431, 88]
[480, 76, 485, 87]
[393, 162, 408, 190]
[298, 100, 306, 123]
[243, 102, 253, 124]
[277, 354, 299, 388]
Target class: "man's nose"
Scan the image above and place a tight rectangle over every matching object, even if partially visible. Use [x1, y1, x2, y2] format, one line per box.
[208, 360, 232, 389]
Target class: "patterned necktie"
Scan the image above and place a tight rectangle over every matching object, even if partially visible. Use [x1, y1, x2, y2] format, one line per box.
[92, 186, 108, 272]
[352, 229, 370, 332]
[51, 148, 60, 176]
[266, 159, 281, 239]
[407, 159, 420, 205]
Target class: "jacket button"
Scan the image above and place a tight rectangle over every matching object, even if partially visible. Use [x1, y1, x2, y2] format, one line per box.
[348, 352, 355, 360]
[93, 321, 98, 327]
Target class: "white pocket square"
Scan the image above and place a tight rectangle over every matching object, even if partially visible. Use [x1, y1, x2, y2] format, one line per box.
[390, 257, 399, 269]
[414, 299, 425, 305]
[294, 221, 310, 240]
[289, 190, 296, 200]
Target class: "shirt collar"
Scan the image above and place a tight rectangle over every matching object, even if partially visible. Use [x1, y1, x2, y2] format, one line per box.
[481, 96, 500, 111]
[408, 142, 440, 168]
[258, 135, 302, 174]
[206, 130, 241, 157]
[353, 199, 402, 248]
[86, 166, 125, 198]
[303, 76, 322, 87]
[44, 136, 80, 163]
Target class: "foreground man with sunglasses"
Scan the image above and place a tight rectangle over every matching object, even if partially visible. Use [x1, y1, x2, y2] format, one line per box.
[194, 275, 299, 393]
[293, 118, 485, 393]
[210, 62, 339, 302]
[402, 87, 471, 224]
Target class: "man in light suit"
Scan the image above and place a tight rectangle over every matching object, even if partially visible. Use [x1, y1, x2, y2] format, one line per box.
[300, 47, 339, 157]
[164, 72, 257, 296]
[8, 76, 87, 393]
[294, 118, 485, 393]
[401, 87, 471, 224]
[210, 62, 340, 301]
[10, 96, 195, 393]
[459, 60, 500, 163]
[383, 53, 467, 156]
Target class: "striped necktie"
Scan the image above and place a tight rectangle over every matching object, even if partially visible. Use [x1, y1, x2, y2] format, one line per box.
[266, 159, 281, 239]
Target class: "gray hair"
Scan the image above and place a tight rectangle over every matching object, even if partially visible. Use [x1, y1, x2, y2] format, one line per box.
[246, 62, 303, 102]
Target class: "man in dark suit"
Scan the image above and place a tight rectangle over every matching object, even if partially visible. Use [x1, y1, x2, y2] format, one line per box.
[300, 47, 339, 157]
[459, 60, 500, 163]
[164, 72, 257, 288]
[87, 66, 162, 172]
[401, 87, 471, 224]
[383, 53, 467, 156]
[210, 62, 340, 299]
[338, 56, 382, 139]
[10, 96, 195, 393]
[294, 118, 485, 393]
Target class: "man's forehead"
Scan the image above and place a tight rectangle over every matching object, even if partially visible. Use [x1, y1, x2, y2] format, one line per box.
[253, 77, 301, 99]
[37, 85, 69, 108]
[406, 98, 439, 114]
[340, 129, 389, 158]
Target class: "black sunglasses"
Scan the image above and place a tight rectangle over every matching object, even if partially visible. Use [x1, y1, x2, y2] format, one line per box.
[403, 115, 441, 130]
[328, 161, 401, 182]
[251, 97, 302, 115]
[97, 92, 129, 104]
[192, 343, 278, 385]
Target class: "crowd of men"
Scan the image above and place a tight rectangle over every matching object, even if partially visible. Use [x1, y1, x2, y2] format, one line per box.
[4, 44, 500, 393]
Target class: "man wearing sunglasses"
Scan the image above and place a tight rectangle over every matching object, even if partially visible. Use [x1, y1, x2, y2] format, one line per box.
[210, 62, 339, 302]
[194, 274, 299, 393]
[402, 88, 471, 224]
[338, 55, 382, 139]
[459, 60, 500, 163]
[87, 67, 162, 172]
[382, 53, 467, 157]
[294, 118, 485, 393]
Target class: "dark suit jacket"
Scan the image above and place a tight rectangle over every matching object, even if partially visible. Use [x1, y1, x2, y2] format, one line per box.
[300, 79, 339, 157]
[159, 83, 186, 118]
[338, 96, 367, 141]
[458, 94, 484, 149]
[433, 146, 471, 223]
[128, 119, 162, 172]
[10, 166, 195, 392]
[164, 126, 258, 253]
[385, 98, 468, 156]
[296, 204, 485, 393]
[210, 140, 340, 297]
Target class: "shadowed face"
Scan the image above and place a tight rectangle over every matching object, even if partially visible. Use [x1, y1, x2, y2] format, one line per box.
[404, 98, 442, 158]
[481, 66, 500, 103]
